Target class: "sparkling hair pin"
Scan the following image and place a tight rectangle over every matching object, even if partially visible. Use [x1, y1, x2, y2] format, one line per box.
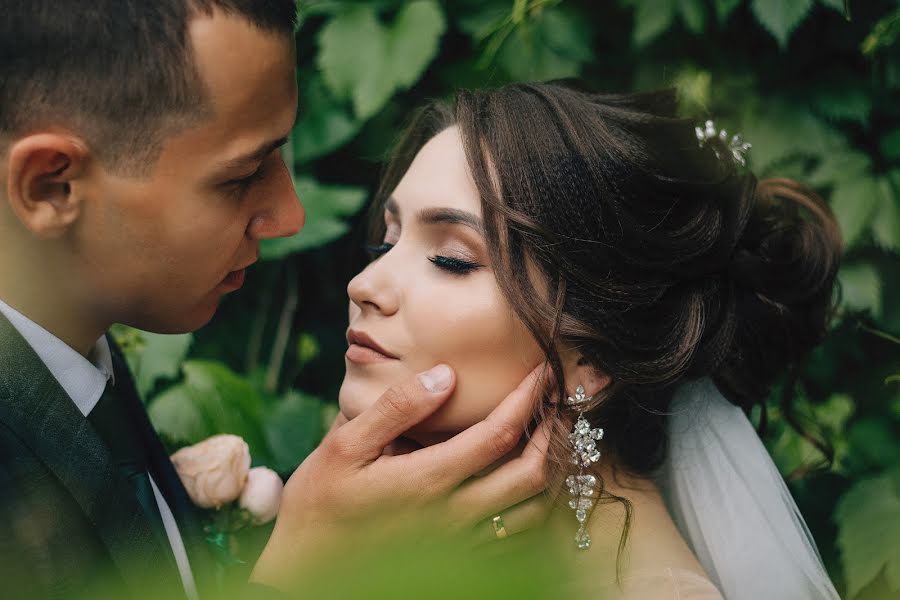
[695, 119, 752, 167]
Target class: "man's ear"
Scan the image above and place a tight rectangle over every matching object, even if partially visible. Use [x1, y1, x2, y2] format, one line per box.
[5, 133, 90, 238]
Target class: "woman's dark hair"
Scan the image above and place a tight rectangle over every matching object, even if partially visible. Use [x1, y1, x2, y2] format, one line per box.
[371, 82, 841, 550]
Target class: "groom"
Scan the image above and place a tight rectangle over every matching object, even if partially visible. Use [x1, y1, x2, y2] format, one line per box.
[0, 2, 548, 599]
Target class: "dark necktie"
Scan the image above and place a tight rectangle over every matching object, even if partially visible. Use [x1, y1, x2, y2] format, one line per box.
[88, 382, 168, 542]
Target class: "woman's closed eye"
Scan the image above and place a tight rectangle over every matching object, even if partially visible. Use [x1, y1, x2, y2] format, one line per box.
[365, 242, 482, 275]
[428, 255, 481, 275]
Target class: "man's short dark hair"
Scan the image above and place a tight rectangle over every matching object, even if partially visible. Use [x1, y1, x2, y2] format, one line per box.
[0, 0, 296, 175]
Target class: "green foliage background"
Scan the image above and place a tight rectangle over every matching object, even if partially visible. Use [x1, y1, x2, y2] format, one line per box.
[113, 1, 900, 597]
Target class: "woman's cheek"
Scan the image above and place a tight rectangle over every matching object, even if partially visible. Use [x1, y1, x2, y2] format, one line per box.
[410, 288, 540, 435]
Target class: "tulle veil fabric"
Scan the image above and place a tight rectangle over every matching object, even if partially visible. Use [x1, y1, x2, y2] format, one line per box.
[654, 378, 841, 600]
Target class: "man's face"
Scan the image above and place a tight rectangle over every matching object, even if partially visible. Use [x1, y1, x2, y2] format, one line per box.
[73, 11, 303, 333]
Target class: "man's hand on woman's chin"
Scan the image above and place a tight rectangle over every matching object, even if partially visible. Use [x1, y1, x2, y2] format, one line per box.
[249, 363, 551, 590]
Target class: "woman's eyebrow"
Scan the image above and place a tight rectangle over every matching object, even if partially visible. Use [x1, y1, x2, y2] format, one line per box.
[417, 207, 484, 233]
[385, 196, 484, 233]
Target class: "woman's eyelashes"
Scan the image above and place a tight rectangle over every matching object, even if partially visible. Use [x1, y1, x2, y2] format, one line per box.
[428, 255, 481, 274]
[366, 242, 394, 258]
[365, 241, 482, 275]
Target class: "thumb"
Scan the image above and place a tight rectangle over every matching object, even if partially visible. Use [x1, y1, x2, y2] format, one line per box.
[336, 364, 456, 460]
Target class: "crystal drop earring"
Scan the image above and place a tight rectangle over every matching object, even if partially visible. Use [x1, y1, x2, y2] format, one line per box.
[565, 384, 604, 550]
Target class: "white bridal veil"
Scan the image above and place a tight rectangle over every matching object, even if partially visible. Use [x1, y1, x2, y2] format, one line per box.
[655, 378, 841, 600]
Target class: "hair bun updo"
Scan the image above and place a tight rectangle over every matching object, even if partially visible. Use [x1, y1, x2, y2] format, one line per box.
[714, 177, 842, 411]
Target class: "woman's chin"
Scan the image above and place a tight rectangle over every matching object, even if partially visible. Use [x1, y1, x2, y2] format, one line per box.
[337, 379, 373, 422]
[338, 377, 479, 446]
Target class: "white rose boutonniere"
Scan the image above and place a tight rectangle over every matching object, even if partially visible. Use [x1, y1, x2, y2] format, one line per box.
[170, 434, 284, 572]
[239, 467, 284, 525]
[171, 434, 251, 509]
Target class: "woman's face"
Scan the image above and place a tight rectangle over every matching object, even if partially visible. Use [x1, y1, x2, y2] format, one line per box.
[338, 126, 544, 444]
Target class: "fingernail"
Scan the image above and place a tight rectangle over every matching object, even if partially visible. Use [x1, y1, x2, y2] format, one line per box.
[418, 364, 452, 393]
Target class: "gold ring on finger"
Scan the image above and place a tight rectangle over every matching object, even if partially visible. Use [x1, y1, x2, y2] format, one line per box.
[492, 514, 509, 540]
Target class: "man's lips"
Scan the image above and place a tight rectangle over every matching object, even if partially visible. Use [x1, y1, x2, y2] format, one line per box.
[219, 253, 258, 290]
[346, 329, 399, 363]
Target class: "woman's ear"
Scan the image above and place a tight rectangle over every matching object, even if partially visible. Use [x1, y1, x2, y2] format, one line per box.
[5, 133, 89, 238]
[559, 348, 610, 400]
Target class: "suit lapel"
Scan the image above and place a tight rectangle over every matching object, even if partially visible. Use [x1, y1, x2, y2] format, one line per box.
[0, 313, 184, 599]
[108, 338, 216, 596]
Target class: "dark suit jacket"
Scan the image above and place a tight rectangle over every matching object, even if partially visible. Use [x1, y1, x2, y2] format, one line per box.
[0, 311, 215, 600]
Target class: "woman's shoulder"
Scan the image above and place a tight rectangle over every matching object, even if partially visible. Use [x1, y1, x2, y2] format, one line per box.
[568, 473, 720, 598]
[616, 567, 723, 600]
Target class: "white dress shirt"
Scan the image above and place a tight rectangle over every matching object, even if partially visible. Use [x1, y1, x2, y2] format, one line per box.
[0, 299, 198, 600]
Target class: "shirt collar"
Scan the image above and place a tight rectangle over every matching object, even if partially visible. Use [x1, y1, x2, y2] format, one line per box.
[0, 298, 114, 417]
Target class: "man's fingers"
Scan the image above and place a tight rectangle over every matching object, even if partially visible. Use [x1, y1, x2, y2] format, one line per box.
[326, 412, 349, 436]
[471, 494, 553, 545]
[447, 419, 551, 526]
[520, 417, 552, 463]
[331, 364, 456, 461]
[416, 363, 548, 489]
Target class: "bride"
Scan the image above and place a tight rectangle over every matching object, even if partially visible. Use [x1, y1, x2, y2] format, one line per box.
[337, 83, 841, 599]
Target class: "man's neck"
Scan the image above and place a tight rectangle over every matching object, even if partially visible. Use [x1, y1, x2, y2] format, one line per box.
[0, 254, 107, 357]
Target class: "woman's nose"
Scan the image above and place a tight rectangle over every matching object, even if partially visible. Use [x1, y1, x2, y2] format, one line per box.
[347, 256, 400, 317]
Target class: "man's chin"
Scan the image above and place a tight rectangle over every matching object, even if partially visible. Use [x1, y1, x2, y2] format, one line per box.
[123, 306, 217, 335]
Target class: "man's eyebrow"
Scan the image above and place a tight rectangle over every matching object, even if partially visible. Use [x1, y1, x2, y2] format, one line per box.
[218, 136, 289, 171]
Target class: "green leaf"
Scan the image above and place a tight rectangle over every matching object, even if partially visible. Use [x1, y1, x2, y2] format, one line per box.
[806, 149, 870, 188]
[846, 418, 900, 471]
[132, 332, 194, 400]
[262, 220, 349, 260]
[819, 0, 847, 14]
[751, 0, 813, 49]
[539, 7, 594, 63]
[677, 0, 706, 34]
[260, 176, 367, 259]
[633, 0, 676, 47]
[831, 176, 882, 248]
[388, 1, 446, 88]
[674, 66, 712, 113]
[818, 0, 846, 13]
[872, 172, 900, 252]
[293, 74, 362, 163]
[838, 262, 882, 318]
[496, 7, 593, 81]
[316, 2, 446, 120]
[110, 326, 193, 401]
[317, 6, 386, 102]
[263, 391, 326, 473]
[812, 87, 872, 124]
[817, 393, 855, 434]
[880, 128, 900, 162]
[835, 467, 900, 598]
[149, 360, 270, 463]
[861, 9, 900, 56]
[714, 0, 742, 23]
[739, 102, 842, 174]
[456, 5, 508, 41]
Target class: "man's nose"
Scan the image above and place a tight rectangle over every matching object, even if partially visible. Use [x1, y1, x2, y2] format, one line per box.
[247, 163, 305, 240]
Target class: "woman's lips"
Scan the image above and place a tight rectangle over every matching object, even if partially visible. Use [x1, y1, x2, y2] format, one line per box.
[346, 329, 399, 364]
[346, 343, 397, 364]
